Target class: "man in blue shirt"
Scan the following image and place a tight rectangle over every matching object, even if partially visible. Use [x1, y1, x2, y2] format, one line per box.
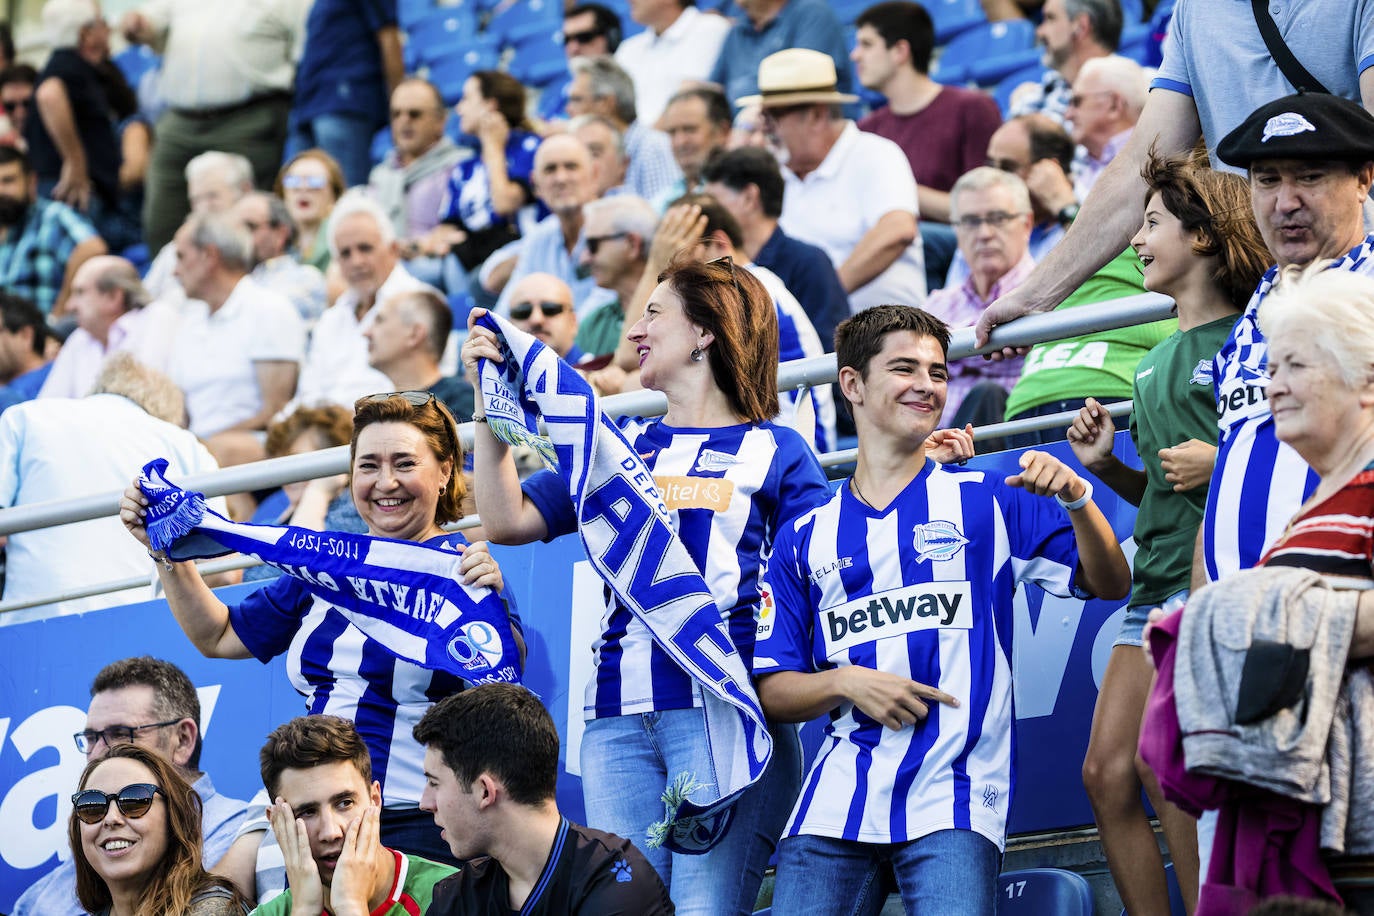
[707, 0, 853, 115]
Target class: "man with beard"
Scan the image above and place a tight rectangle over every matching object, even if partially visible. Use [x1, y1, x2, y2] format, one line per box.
[0, 145, 106, 318]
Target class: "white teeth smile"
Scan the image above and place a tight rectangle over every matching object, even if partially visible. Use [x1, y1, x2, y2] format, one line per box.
[103, 840, 133, 851]
[375, 498, 406, 506]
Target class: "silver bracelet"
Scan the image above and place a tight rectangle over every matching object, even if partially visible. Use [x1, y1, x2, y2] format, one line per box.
[471, 414, 488, 424]
[1055, 477, 1094, 512]
[147, 550, 174, 571]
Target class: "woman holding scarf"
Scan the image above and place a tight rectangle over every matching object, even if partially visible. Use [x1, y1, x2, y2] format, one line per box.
[118, 392, 515, 863]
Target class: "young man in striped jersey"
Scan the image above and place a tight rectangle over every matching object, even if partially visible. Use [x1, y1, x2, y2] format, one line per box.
[755, 304, 1130, 914]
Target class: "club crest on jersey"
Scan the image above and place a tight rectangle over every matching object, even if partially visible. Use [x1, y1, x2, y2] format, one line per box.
[912, 520, 969, 563]
[1190, 359, 1213, 386]
[694, 449, 740, 472]
[1261, 112, 1316, 143]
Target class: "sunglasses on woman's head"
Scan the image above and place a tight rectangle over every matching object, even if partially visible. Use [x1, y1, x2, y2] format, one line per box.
[72, 783, 163, 824]
[356, 390, 459, 458]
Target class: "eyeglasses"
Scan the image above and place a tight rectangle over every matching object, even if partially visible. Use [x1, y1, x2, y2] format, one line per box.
[511, 300, 568, 321]
[74, 719, 183, 754]
[2, 99, 27, 114]
[562, 28, 604, 46]
[1067, 89, 1114, 109]
[71, 784, 164, 825]
[390, 107, 438, 121]
[953, 211, 1027, 231]
[282, 174, 328, 191]
[356, 390, 458, 459]
[585, 232, 629, 255]
[708, 254, 745, 299]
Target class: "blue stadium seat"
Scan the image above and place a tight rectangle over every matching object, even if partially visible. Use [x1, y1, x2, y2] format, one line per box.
[369, 127, 393, 167]
[426, 38, 501, 104]
[927, 0, 988, 44]
[113, 45, 159, 92]
[397, 0, 435, 30]
[1119, 0, 1145, 27]
[994, 60, 1047, 117]
[831, 0, 873, 26]
[996, 868, 1094, 916]
[931, 19, 1035, 86]
[486, 0, 561, 47]
[508, 32, 571, 89]
[968, 45, 1041, 87]
[405, 5, 480, 60]
[1117, 22, 1154, 65]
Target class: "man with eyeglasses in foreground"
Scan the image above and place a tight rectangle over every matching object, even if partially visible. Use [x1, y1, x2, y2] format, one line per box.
[13, 655, 254, 916]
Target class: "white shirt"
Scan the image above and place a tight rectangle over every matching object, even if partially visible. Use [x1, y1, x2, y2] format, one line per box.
[0, 394, 222, 623]
[780, 121, 926, 314]
[614, 6, 731, 126]
[167, 275, 306, 437]
[38, 300, 182, 400]
[295, 264, 430, 408]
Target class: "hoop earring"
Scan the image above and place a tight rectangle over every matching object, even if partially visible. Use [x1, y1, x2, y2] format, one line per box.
[690, 346, 705, 362]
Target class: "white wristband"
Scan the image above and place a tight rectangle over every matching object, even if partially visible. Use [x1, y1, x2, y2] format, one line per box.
[1055, 477, 1093, 512]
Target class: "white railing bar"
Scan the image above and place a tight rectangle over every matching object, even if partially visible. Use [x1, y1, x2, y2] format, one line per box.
[0, 293, 1173, 539]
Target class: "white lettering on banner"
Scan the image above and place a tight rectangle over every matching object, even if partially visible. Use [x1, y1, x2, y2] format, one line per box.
[1023, 340, 1110, 374]
[821, 582, 973, 660]
[0, 686, 223, 874]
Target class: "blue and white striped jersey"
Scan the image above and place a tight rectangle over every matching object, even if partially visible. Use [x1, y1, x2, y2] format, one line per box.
[524, 418, 831, 719]
[1203, 236, 1374, 582]
[750, 263, 837, 454]
[755, 461, 1082, 848]
[229, 534, 507, 807]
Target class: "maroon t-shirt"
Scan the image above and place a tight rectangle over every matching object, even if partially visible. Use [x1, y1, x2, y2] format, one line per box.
[857, 86, 1003, 193]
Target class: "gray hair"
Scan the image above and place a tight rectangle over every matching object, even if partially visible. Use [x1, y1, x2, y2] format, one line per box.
[1078, 54, 1147, 118]
[247, 191, 299, 249]
[92, 352, 187, 426]
[328, 191, 397, 257]
[570, 55, 637, 125]
[1063, 0, 1123, 51]
[569, 113, 627, 163]
[185, 151, 254, 191]
[187, 212, 254, 272]
[93, 257, 150, 311]
[1258, 263, 1374, 390]
[42, 0, 99, 49]
[583, 194, 659, 248]
[950, 166, 1032, 219]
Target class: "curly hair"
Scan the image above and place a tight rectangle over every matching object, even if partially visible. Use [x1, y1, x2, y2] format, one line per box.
[351, 393, 467, 525]
[265, 403, 354, 458]
[71, 745, 247, 916]
[1141, 148, 1272, 308]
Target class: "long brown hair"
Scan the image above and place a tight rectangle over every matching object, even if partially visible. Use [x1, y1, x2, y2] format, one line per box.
[351, 393, 467, 525]
[657, 256, 780, 422]
[70, 744, 247, 916]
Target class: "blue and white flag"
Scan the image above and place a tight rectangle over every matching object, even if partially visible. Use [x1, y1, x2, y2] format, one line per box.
[474, 312, 772, 854]
[137, 459, 522, 686]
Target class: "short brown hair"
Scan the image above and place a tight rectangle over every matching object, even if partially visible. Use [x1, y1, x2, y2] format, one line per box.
[657, 256, 780, 422]
[90, 657, 202, 769]
[836, 304, 951, 378]
[473, 70, 532, 131]
[351, 393, 466, 525]
[72, 744, 246, 916]
[1141, 149, 1271, 309]
[274, 148, 346, 202]
[265, 403, 354, 459]
[259, 715, 373, 798]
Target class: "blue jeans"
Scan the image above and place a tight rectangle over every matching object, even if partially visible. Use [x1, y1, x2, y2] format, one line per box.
[772, 829, 1002, 916]
[580, 709, 802, 916]
[285, 110, 378, 188]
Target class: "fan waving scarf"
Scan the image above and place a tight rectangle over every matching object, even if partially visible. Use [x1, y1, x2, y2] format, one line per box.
[474, 311, 771, 855]
[136, 459, 522, 686]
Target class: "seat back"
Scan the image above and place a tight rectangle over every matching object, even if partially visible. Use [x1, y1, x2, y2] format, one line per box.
[997, 868, 1095, 916]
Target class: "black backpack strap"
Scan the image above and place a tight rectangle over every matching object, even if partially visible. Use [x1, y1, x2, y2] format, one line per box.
[1250, 0, 1330, 94]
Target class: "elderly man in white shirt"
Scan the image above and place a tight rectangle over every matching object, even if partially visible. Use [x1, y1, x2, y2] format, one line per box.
[294, 192, 435, 408]
[39, 255, 179, 399]
[614, 0, 729, 127]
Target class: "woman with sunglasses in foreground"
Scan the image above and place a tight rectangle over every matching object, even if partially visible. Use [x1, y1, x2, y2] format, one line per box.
[119, 392, 513, 863]
[70, 744, 249, 916]
[463, 256, 831, 914]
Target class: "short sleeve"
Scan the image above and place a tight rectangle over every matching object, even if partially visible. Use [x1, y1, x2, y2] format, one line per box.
[521, 469, 578, 541]
[860, 135, 918, 221]
[1358, 0, 1374, 74]
[227, 576, 314, 662]
[361, 0, 396, 32]
[772, 427, 832, 525]
[1150, 2, 1193, 97]
[0, 407, 24, 509]
[995, 481, 1083, 598]
[754, 517, 819, 675]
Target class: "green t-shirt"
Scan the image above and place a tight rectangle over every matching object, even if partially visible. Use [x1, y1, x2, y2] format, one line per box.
[1004, 248, 1177, 418]
[250, 850, 456, 916]
[1126, 313, 1238, 608]
[574, 298, 626, 358]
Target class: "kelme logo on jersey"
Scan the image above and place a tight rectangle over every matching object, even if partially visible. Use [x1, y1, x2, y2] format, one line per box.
[694, 449, 741, 472]
[912, 521, 969, 563]
[821, 581, 973, 658]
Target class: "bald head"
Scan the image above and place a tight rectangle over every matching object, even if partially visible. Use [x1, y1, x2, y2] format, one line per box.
[70, 255, 149, 341]
[508, 273, 578, 358]
[533, 134, 597, 218]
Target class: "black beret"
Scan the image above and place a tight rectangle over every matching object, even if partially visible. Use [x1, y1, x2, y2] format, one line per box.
[1216, 92, 1374, 168]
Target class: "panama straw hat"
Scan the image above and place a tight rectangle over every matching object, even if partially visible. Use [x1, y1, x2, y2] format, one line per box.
[735, 48, 860, 109]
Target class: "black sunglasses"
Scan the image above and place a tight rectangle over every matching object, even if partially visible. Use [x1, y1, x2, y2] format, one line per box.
[562, 28, 604, 45]
[585, 232, 629, 255]
[72, 783, 164, 825]
[511, 300, 568, 321]
[708, 254, 745, 299]
[356, 390, 459, 458]
[74, 718, 182, 754]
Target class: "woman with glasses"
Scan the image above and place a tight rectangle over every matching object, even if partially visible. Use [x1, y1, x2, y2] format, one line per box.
[119, 392, 512, 863]
[70, 743, 249, 916]
[274, 149, 345, 273]
[462, 257, 832, 915]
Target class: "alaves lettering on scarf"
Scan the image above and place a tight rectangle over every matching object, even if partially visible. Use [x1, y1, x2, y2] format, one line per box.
[136, 459, 521, 686]
[473, 311, 771, 855]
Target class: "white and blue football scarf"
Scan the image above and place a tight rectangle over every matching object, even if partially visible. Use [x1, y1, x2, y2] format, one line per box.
[474, 312, 771, 854]
[137, 459, 522, 686]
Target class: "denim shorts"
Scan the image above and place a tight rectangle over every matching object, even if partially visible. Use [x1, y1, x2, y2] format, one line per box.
[1115, 590, 1188, 648]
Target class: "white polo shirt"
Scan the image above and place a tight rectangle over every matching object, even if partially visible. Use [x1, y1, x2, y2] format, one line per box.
[780, 121, 926, 314]
[615, 6, 731, 126]
[167, 275, 306, 437]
